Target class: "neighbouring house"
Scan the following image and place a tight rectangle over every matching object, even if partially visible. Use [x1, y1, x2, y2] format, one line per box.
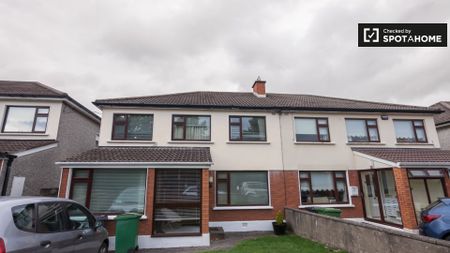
[0, 80, 100, 197]
[431, 101, 450, 150]
[57, 79, 450, 250]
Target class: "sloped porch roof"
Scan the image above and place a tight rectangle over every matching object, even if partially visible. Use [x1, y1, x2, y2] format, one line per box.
[352, 147, 450, 167]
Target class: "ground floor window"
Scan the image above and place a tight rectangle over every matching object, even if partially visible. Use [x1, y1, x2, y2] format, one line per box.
[153, 169, 201, 236]
[216, 171, 269, 206]
[408, 169, 446, 222]
[360, 169, 402, 225]
[299, 171, 348, 205]
[70, 169, 147, 214]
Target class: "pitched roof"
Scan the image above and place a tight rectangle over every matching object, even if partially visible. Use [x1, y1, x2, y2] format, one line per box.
[352, 147, 450, 164]
[60, 146, 212, 164]
[94, 91, 439, 113]
[0, 80, 100, 122]
[0, 140, 58, 154]
[0, 80, 66, 98]
[430, 101, 450, 126]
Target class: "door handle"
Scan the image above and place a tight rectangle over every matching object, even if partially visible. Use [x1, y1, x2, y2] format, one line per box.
[40, 240, 51, 248]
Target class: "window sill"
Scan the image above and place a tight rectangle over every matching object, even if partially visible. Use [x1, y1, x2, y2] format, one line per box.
[0, 133, 49, 136]
[395, 143, 434, 146]
[168, 141, 214, 144]
[299, 204, 355, 208]
[226, 141, 270, 145]
[105, 215, 147, 221]
[294, 142, 335, 145]
[346, 142, 386, 146]
[213, 206, 273, 210]
[107, 140, 157, 144]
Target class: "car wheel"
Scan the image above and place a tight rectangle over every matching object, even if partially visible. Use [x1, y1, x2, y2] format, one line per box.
[98, 242, 108, 253]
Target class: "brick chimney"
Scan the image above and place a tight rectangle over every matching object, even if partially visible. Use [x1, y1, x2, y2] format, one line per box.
[252, 77, 266, 97]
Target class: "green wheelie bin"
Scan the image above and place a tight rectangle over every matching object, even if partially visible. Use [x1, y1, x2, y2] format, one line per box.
[115, 213, 142, 253]
[315, 207, 342, 218]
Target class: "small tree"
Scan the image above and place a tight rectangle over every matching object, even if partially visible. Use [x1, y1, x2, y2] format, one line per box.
[275, 211, 284, 225]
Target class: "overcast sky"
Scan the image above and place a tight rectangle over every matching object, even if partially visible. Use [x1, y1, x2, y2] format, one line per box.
[0, 0, 449, 113]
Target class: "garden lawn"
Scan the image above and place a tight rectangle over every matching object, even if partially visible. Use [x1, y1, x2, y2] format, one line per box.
[200, 235, 346, 253]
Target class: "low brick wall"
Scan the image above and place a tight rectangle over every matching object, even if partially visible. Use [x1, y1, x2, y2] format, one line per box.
[285, 208, 450, 253]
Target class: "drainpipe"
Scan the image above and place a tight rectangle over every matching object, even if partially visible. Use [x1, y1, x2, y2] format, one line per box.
[277, 110, 288, 208]
[1, 153, 17, 196]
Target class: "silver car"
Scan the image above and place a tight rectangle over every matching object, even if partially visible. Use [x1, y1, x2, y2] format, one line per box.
[0, 197, 108, 253]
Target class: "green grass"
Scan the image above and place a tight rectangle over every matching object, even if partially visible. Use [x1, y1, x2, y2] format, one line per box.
[200, 235, 346, 253]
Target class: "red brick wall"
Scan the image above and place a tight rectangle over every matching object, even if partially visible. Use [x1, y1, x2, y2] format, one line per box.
[445, 170, 450, 197]
[209, 170, 365, 222]
[393, 167, 417, 229]
[58, 168, 70, 198]
[202, 169, 210, 233]
[341, 170, 364, 218]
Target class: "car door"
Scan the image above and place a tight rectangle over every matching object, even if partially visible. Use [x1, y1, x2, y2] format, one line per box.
[65, 202, 100, 253]
[33, 202, 77, 253]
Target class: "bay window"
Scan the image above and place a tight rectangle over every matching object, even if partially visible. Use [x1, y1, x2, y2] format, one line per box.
[394, 119, 427, 143]
[172, 115, 211, 141]
[229, 116, 266, 141]
[216, 171, 269, 206]
[153, 169, 201, 236]
[112, 114, 153, 140]
[295, 117, 330, 142]
[300, 171, 348, 205]
[345, 119, 379, 142]
[70, 169, 147, 214]
[2, 106, 49, 133]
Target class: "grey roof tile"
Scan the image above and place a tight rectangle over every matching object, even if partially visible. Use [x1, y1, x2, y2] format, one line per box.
[62, 146, 212, 163]
[352, 147, 450, 163]
[0, 139, 58, 153]
[94, 91, 438, 113]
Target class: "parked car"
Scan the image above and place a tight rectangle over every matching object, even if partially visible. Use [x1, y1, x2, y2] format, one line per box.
[419, 198, 450, 241]
[0, 197, 109, 253]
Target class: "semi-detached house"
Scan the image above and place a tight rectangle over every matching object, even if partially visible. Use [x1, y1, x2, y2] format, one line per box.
[57, 79, 450, 250]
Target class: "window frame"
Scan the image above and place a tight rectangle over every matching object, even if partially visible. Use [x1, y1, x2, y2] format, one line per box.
[111, 113, 154, 141]
[11, 203, 37, 233]
[36, 201, 69, 234]
[228, 116, 267, 142]
[1, 105, 50, 133]
[64, 202, 95, 231]
[171, 114, 211, 141]
[152, 169, 203, 237]
[215, 171, 270, 207]
[69, 169, 147, 215]
[393, 119, 428, 143]
[299, 171, 349, 205]
[345, 118, 380, 143]
[294, 117, 330, 142]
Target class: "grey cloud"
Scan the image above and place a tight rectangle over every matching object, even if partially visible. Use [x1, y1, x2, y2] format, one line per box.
[0, 0, 449, 114]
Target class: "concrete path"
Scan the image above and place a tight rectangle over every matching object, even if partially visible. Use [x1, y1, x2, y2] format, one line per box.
[139, 232, 273, 253]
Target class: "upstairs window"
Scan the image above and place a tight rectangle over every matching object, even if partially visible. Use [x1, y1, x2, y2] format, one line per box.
[229, 116, 266, 141]
[2, 106, 49, 133]
[112, 114, 153, 140]
[394, 120, 427, 143]
[172, 115, 211, 141]
[295, 118, 330, 142]
[345, 119, 379, 142]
